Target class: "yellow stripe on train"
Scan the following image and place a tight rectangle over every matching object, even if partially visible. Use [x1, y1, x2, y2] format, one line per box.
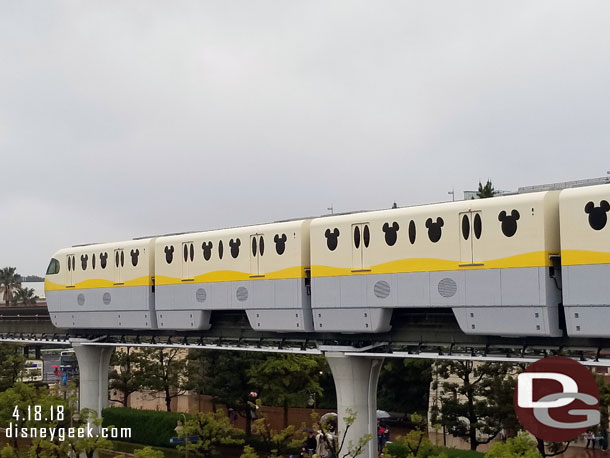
[310, 251, 555, 278]
[561, 249, 610, 266]
[45, 276, 153, 291]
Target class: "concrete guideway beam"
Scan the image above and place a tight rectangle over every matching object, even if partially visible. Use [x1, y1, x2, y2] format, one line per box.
[71, 339, 113, 419]
[325, 352, 384, 458]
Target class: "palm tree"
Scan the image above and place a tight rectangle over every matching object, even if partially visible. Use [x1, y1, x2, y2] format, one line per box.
[477, 180, 495, 199]
[12, 287, 38, 306]
[0, 267, 22, 306]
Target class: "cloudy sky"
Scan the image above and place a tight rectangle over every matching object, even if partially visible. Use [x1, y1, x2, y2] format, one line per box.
[1, 1, 610, 276]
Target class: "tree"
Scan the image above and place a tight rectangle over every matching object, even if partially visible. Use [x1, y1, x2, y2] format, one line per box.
[477, 180, 496, 199]
[0, 343, 26, 391]
[11, 287, 38, 306]
[384, 413, 437, 458]
[109, 347, 147, 407]
[250, 400, 305, 456]
[430, 361, 516, 451]
[249, 354, 323, 428]
[189, 350, 264, 436]
[140, 347, 191, 411]
[0, 267, 22, 306]
[176, 410, 244, 458]
[377, 359, 432, 415]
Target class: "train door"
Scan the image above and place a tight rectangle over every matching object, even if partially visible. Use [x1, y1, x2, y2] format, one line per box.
[66, 254, 75, 287]
[351, 223, 371, 271]
[250, 234, 264, 276]
[182, 242, 194, 280]
[459, 211, 483, 265]
[114, 249, 124, 284]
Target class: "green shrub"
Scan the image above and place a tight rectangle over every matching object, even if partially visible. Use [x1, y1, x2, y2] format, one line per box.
[385, 441, 484, 458]
[102, 407, 192, 447]
[485, 433, 542, 458]
[134, 446, 165, 458]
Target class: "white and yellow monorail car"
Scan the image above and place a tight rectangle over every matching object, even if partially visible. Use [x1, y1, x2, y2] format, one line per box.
[45, 238, 156, 329]
[310, 191, 562, 336]
[560, 184, 610, 337]
[153, 219, 312, 331]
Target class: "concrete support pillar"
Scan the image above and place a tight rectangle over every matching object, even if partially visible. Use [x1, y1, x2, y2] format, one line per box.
[71, 339, 113, 418]
[325, 352, 384, 458]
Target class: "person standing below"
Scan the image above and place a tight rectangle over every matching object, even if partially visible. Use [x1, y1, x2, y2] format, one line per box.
[377, 422, 387, 454]
[585, 430, 595, 449]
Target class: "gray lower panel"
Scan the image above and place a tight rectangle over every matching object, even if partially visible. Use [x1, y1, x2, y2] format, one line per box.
[452, 306, 561, 337]
[311, 308, 392, 333]
[155, 278, 311, 331]
[246, 309, 313, 332]
[312, 267, 562, 336]
[47, 287, 157, 329]
[50, 311, 154, 329]
[564, 306, 610, 338]
[563, 264, 610, 306]
[157, 310, 211, 331]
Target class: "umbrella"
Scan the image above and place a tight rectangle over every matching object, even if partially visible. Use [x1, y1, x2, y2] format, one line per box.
[376, 410, 391, 419]
[50, 365, 59, 369]
[320, 412, 337, 423]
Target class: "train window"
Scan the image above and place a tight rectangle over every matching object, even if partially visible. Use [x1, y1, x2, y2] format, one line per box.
[259, 236, 264, 256]
[46, 258, 60, 275]
[474, 214, 482, 239]
[164, 246, 175, 263]
[325, 228, 340, 251]
[462, 215, 470, 240]
[80, 254, 88, 270]
[252, 237, 257, 257]
[120, 250, 125, 267]
[408, 220, 416, 244]
[92, 253, 96, 270]
[363, 225, 370, 248]
[498, 210, 520, 237]
[274, 234, 287, 255]
[115, 251, 120, 268]
[202, 242, 213, 261]
[190, 243, 194, 262]
[230, 238, 241, 258]
[131, 249, 140, 267]
[184, 244, 188, 262]
[218, 240, 224, 259]
[382, 222, 399, 246]
[425, 217, 444, 243]
[100, 252, 108, 268]
[354, 226, 361, 249]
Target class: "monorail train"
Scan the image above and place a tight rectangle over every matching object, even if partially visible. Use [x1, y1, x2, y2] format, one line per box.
[44, 184, 610, 338]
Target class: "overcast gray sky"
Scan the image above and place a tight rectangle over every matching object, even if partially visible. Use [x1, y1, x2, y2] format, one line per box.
[1, 1, 610, 276]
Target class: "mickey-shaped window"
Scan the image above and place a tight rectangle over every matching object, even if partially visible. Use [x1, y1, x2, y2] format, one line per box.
[274, 234, 287, 255]
[100, 252, 108, 269]
[325, 228, 340, 251]
[425, 217, 444, 243]
[498, 210, 520, 237]
[585, 200, 609, 231]
[202, 241, 213, 261]
[383, 222, 399, 246]
[164, 245, 175, 264]
[130, 249, 140, 267]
